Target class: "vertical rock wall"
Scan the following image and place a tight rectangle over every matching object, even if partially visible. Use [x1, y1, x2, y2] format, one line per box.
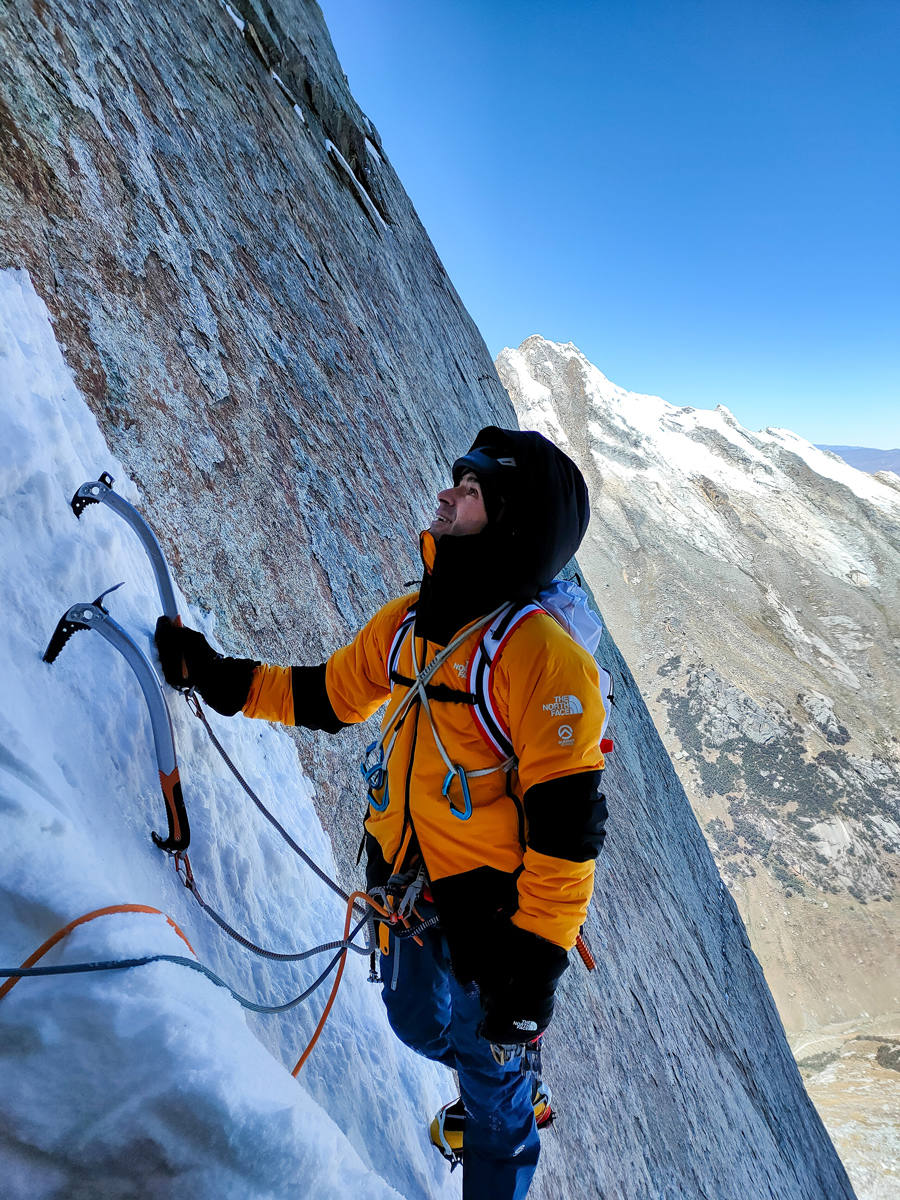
[0, 2, 854, 1195]
[0, 0, 514, 866]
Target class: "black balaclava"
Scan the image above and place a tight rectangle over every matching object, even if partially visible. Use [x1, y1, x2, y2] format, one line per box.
[415, 426, 590, 645]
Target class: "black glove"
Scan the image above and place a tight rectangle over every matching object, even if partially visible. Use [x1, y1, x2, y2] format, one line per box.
[476, 920, 569, 1045]
[155, 616, 258, 716]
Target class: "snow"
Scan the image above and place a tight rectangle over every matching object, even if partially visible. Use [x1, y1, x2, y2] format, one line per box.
[324, 140, 388, 233]
[760, 426, 898, 508]
[502, 337, 900, 583]
[0, 269, 457, 1198]
[221, 2, 245, 33]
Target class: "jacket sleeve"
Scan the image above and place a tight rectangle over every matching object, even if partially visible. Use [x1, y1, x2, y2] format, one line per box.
[241, 594, 415, 729]
[242, 662, 347, 732]
[496, 616, 608, 950]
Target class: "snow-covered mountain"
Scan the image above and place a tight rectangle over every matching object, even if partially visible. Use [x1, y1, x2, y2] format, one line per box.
[498, 334, 900, 1197]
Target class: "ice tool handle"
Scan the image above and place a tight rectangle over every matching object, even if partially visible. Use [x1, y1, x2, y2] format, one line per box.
[71, 474, 179, 621]
[42, 594, 190, 853]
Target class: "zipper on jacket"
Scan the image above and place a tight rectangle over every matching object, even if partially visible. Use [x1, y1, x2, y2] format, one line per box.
[506, 771, 527, 851]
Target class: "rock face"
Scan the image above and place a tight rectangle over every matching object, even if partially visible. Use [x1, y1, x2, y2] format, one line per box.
[1, 4, 853, 1197]
[0, 0, 512, 873]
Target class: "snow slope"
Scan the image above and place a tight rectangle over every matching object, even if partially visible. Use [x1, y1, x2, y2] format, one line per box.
[500, 340, 900, 584]
[0, 269, 457, 1198]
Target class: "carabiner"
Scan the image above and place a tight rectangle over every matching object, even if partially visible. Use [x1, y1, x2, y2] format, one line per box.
[442, 766, 473, 821]
[361, 741, 390, 811]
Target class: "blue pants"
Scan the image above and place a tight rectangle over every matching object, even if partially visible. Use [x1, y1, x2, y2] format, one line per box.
[380, 925, 541, 1200]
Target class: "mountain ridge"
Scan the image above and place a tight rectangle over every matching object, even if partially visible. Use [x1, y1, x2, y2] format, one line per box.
[817, 446, 900, 475]
[498, 333, 899, 1197]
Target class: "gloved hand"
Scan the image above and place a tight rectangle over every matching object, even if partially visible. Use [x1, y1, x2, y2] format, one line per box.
[155, 616, 258, 716]
[476, 919, 569, 1045]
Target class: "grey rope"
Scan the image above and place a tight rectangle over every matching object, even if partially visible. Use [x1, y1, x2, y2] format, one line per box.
[183, 871, 372, 961]
[0, 915, 370, 1015]
[184, 692, 363, 912]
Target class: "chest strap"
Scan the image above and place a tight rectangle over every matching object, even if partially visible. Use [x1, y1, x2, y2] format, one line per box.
[389, 671, 478, 705]
[365, 604, 513, 822]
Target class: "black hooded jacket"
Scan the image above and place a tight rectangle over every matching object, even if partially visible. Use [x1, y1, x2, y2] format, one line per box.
[415, 426, 591, 645]
[227, 426, 608, 1032]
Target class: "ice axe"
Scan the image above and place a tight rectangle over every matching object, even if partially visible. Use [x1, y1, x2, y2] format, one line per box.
[71, 472, 191, 683]
[43, 583, 190, 853]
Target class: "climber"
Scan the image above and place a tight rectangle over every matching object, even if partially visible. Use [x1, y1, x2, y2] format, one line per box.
[155, 426, 609, 1200]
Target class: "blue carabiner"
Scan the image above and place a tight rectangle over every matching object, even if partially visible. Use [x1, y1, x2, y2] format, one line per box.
[442, 766, 473, 821]
[361, 741, 390, 812]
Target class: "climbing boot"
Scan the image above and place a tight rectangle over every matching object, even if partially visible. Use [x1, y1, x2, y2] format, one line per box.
[429, 1081, 554, 1167]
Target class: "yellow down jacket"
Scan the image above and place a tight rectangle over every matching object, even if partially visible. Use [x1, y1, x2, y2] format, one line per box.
[242, 589, 607, 952]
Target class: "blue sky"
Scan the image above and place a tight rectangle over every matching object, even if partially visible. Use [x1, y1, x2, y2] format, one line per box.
[319, 1, 899, 448]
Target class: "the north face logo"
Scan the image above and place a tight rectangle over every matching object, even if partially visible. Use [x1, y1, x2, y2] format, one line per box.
[543, 695, 583, 717]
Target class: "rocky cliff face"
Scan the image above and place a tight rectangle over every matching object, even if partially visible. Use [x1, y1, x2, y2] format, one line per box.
[1, 3, 853, 1197]
[0, 0, 513, 872]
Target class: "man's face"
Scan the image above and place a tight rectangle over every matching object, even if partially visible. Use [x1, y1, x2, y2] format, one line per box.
[429, 471, 488, 540]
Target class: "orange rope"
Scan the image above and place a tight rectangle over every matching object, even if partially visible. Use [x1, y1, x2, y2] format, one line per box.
[0, 904, 196, 1001]
[291, 889, 396, 1076]
[2, 892, 407, 1081]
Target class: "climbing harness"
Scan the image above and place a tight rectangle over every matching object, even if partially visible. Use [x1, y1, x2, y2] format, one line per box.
[362, 603, 513, 820]
[373, 585, 615, 820]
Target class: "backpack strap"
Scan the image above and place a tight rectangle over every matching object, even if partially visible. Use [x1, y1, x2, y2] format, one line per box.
[386, 606, 417, 688]
[468, 601, 615, 757]
[385, 608, 478, 702]
[467, 602, 544, 760]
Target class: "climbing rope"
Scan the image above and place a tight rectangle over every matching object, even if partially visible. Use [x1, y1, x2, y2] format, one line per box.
[0, 892, 392, 1068]
[173, 852, 373, 962]
[0, 904, 193, 1001]
[0, 926, 367, 1014]
[184, 691, 362, 911]
[292, 890, 385, 1074]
